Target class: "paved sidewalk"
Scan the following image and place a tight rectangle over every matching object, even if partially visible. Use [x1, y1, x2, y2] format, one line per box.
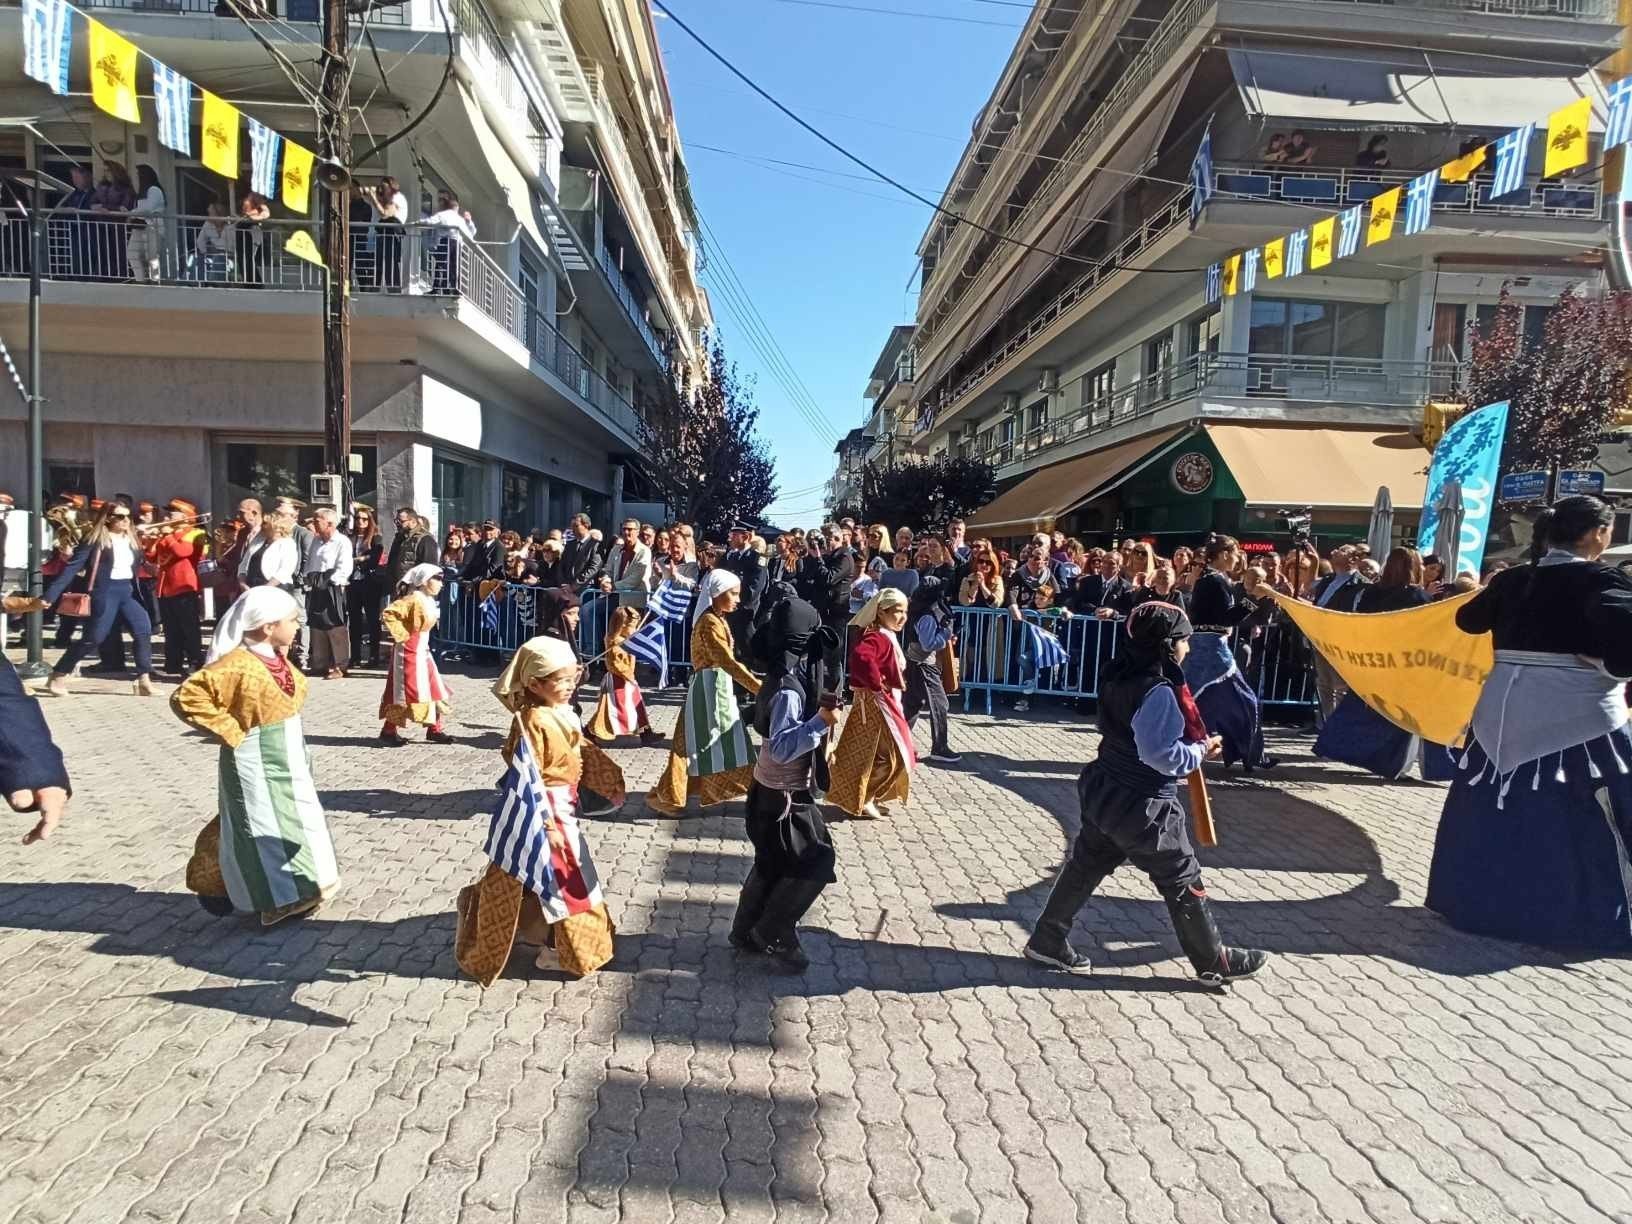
[3, 662, 1631, 1224]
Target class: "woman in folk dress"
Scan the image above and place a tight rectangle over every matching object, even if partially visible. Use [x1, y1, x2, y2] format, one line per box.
[828, 588, 918, 819]
[173, 587, 340, 926]
[647, 570, 762, 816]
[380, 563, 453, 745]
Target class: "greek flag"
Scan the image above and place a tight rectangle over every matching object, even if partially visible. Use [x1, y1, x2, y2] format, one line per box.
[1490, 125, 1535, 200]
[1241, 247, 1259, 293]
[480, 592, 501, 637]
[1403, 169, 1438, 236]
[248, 118, 282, 198]
[1188, 122, 1214, 225]
[1605, 77, 1632, 152]
[623, 618, 669, 688]
[1336, 205, 1364, 259]
[1284, 229, 1308, 278]
[649, 579, 692, 623]
[153, 63, 193, 156]
[22, 0, 71, 96]
[1204, 262, 1221, 304]
[1027, 622, 1068, 673]
[484, 732, 603, 922]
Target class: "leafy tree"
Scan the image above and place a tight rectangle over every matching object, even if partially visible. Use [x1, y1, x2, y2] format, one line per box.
[859, 454, 997, 534]
[1465, 288, 1632, 473]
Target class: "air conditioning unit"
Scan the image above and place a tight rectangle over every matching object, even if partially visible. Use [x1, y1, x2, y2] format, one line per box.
[1001, 392, 1021, 417]
[1037, 367, 1059, 395]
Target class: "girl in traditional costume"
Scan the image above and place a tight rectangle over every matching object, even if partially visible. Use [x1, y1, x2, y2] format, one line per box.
[1182, 536, 1275, 772]
[1427, 496, 1632, 949]
[455, 636, 625, 982]
[733, 596, 843, 970]
[380, 563, 453, 745]
[587, 604, 663, 748]
[173, 587, 340, 926]
[828, 587, 917, 819]
[647, 570, 761, 815]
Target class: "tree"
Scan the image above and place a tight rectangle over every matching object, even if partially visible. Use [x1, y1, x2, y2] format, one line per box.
[1465, 288, 1632, 474]
[638, 335, 779, 539]
[858, 454, 997, 534]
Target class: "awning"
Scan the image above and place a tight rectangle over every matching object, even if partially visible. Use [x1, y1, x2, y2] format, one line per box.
[453, 82, 549, 256]
[967, 428, 1183, 533]
[1228, 44, 1601, 133]
[1204, 424, 1429, 510]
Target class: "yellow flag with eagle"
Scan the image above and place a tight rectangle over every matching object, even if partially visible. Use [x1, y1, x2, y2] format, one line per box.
[88, 22, 140, 124]
[1366, 186, 1400, 246]
[1544, 96, 1591, 178]
[200, 91, 241, 181]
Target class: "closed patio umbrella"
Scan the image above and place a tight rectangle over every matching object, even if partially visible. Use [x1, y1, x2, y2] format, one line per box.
[1366, 486, 1394, 559]
[1432, 479, 1465, 578]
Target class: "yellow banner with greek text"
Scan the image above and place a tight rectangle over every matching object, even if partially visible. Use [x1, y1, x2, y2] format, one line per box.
[1268, 591, 1492, 746]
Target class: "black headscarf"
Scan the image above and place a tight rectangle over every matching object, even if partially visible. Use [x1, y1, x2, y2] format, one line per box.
[1103, 599, 1192, 688]
[537, 585, 581, 657]
[752, 595, 839, 736]
[906, 575, 950, 628]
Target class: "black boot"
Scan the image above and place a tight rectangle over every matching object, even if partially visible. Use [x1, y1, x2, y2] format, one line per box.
[1164, 883, 1268, 988]
[750, 876, 829, 971]
[730, 867, 776, 952]
[1023, 858, 1105, 974]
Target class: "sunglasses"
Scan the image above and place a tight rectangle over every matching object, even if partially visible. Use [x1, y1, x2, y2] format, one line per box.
[111, 511, 132, 520]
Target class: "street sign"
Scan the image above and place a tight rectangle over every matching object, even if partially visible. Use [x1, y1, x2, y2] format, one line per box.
[1498, 470, 1549, 503]
[1557, 469, 1605, 496]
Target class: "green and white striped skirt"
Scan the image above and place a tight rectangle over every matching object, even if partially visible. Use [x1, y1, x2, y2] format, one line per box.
[217, 715, 339, 914]
[684, 666, 753, 778]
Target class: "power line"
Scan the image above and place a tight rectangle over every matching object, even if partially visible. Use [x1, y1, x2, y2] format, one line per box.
[769, 0, 1023, 27]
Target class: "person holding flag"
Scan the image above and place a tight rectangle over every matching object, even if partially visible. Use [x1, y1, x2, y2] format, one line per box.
[379, 563, 453, 745]
[587, 605, 664, 748]
[455, 636, 625, 982]
[1023, 602, 1268, 987]
[828, 587, 918, 820]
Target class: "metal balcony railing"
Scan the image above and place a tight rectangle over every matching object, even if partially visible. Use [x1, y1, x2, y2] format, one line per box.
[595, 241, 665, 363]
[57, 0, 406, 23]
[1213, 163, 1604, 219]
[0, 209, 641, 439]
[1315, 0, 1612, 14]
[969, 351, 1462, 467]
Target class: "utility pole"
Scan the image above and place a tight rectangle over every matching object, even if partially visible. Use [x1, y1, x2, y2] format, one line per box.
[21, 170, 46, 677]
[319, 0, 352, 507]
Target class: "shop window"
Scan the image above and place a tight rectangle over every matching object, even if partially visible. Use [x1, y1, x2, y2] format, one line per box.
[223, 442, 377, 511]
[46, 462, 95, 500]
[431, 453, 480, 534]
[501, 467, 539, 534]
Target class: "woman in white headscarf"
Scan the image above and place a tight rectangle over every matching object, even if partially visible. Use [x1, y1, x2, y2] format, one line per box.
[648, 568, 763, 815]
[379, 562, 453, 744]
[827, 588, 917, 819]
[172, 587, 340, 925]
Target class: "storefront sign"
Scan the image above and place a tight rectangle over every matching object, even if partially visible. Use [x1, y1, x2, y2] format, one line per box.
[1498, 470, 1549, 503]
[1557, 469, 1605, 496]
[1170, 452, 1214, 495]
[1240, 541, 1278, 554]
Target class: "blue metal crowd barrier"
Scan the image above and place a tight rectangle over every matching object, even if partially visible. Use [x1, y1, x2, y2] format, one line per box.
[948, 606, 1316, 714]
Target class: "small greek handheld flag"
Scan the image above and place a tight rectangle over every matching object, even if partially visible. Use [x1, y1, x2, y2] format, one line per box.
[1027, 622, 1068, 673]
[1605, 77, 1632, 152]
[248, 117, 283, 198]
[22, 0, 71, 96]
[623, 617, 669, 688]
[153, 62, 193, 155]
[480, 592, 501, 637]
[485, 732, 603, 922]
[1490, 125, 1534, 200]
[649, 579, 693, 623]
[1336, 205, 1364, 259]
[1284, 229, 1308, 278]
[1188, 122, 1214, 225]
[1403, 169, 1438, 236]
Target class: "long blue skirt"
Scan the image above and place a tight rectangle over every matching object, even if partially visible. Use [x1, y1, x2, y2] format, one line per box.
[1427, 728, 1632, 949]
[1315, 694, 1416, 779]
[1193, 671, 1266, 769]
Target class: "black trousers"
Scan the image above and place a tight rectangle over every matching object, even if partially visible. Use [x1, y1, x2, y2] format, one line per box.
[903, 657, 951, 755]
[347, 581, 384, 663]
[734, 782, 835, 945]
[158, 591, 204, 674]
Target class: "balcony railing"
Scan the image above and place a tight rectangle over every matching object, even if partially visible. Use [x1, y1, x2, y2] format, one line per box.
[971, 351, 1462, 467]
[59, 0, 406, 23]
[0, 210, 640, 440]
[1213, 163, 1604, 219]
[1315, 0, 1612, 14]
[596, 241, 665, 363]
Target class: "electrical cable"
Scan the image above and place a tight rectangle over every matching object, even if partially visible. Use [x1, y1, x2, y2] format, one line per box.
[354, 0, 455, 164]
[219, 0, 326, 111]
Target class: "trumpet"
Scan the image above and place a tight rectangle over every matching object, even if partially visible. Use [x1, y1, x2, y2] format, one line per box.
[137, 512, 212, 537]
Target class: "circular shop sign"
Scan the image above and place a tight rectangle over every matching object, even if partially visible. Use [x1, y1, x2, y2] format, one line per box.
[1170, 452, 1214, 495]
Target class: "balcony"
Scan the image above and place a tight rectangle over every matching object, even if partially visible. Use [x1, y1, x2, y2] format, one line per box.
[595, 239, 664, 363]
[974, 351, 1461, 470]
[1314, 0, 1612, 14]
[0, 211, 641, 441]
[1212, 163, 1604, 220]
[55, 0, 406, 24]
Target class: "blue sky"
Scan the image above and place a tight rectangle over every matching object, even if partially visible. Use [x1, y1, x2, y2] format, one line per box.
[654, 0, 1016, 525]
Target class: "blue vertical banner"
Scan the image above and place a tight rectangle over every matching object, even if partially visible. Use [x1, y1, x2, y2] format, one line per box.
[1417, 400, 1509, 574]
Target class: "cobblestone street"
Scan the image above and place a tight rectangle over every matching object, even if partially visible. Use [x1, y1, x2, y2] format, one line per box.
[3, 663, 1631, 1224]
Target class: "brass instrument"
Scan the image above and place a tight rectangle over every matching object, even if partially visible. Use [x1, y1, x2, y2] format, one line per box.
[137, 512, 212, 538]
[44, 504, 88, 551]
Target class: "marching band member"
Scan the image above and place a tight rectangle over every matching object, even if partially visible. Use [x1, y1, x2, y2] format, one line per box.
[379, 563, 453, 745]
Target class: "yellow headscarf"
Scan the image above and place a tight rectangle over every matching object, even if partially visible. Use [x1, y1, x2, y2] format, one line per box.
[849, 586, 908, 629]
[492, 635, 579, 712]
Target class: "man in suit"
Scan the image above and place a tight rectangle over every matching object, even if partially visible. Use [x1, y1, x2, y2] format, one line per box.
[720, 522, 769, 657]
[561, 513, 603, 591]
[460, 520, 505, 583]
[1, 604, 70, 844]
[1309, 545, 1361, 719]
[598, 517, 653, 611]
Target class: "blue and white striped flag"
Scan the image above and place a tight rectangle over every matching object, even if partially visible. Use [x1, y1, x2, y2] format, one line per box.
[1188, 122, 1214, 225]
[22, 0, 71, 96]
[1490, 125, 1535, 200]
[1336, 205, 1364, 259]
[623, 617, 669, 688]
[1241, 247, 1259, 293]
[1403, 169, 1438, 236]
[1284, 229, 1308, 278]
[484, 731, 603, 922]
[1605, 77, 1632, 152]
[649, 579, 692, 623]
[1026, 622, 1068, 673]
[480, 592, 501, 637]
[248, 117, 282, 198]
[1204, 262, 1221, 304]
[153, 62, 193, 156]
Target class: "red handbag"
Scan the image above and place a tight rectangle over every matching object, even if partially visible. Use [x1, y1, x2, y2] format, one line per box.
[57, 547, 100, 619]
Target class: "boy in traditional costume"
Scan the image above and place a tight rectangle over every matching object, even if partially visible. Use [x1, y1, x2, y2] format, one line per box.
[827, 587, 917, 819]
[1024, 602, 1268, 987]
[732, 596, 843, 970]
[587, 604, 663, 747]
[455, 636, 626, 983]
[173, 588, 340, 926]
[647, 570, 761, 815]
[380, 563, 453, 745]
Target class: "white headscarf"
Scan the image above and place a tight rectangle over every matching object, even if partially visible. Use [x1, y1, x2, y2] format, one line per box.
[849, 586, 908, 629]
[207, 587, 301, 664]
[402, 563, 442, 590]
[492, 634, 581, 711]
[693, 568, 741, 624]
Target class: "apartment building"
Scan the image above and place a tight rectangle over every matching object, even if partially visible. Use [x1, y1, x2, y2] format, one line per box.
[906, 0, 1621, 550]
[0, 0, 711, 534]
[825, 325, 917, 517]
